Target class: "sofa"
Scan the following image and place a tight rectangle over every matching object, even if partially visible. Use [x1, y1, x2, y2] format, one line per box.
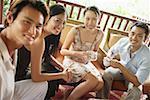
[55, 23, 150, 99]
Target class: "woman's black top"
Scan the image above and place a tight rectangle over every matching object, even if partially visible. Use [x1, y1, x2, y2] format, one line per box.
[15, 34, 61, 98]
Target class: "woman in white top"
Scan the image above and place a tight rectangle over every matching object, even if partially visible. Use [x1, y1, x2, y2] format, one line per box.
[60, 6, 104, 100]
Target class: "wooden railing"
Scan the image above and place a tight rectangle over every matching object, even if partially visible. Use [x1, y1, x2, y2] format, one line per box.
[98, 10, 137, 32]
[48, 0, 149, 32]
[0, 0, 3, 24]
[47, 0, 86, 21]
[1, 0, 149, 46]
[1, 0, 149, 31]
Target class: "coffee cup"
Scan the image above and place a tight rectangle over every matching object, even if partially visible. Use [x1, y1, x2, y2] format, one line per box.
[87, 51, 97, 61]
[103, 57, 111, 67]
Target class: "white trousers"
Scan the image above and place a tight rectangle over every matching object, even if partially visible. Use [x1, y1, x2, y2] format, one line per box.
[14, 79, 48, 100]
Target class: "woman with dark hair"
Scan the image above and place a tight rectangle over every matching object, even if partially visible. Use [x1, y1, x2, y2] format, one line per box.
[60, 6, 104, 100]
[15, 4, 72, 100]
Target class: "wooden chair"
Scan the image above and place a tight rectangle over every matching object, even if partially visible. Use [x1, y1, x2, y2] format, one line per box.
[54, 23, 76, 63]
[103, 28, 128, 52]
[55, 25, 150, 99]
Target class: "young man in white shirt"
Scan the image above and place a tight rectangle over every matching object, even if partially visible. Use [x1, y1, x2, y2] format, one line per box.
[0, 0, 48, 99]
[97, 21, 150, 100]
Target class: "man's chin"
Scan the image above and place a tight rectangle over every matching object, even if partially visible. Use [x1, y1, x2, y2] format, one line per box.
[130, 43, 140, 48]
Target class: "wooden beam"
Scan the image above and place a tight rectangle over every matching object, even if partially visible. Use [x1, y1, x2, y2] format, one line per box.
[10, 0, 13, 4]
[46, 0, 50, 6]
[0, 0, 3, 24]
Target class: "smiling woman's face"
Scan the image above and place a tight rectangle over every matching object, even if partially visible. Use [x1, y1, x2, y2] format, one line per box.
[84, 10, 99, 30]
[44, 12, 66, 35]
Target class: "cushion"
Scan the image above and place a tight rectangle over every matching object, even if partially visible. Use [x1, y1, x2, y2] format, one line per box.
[108, 33, 127, 48]
[60, 24, 75, 44]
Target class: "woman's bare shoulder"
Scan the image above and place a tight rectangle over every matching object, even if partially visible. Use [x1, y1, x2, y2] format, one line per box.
[96, 27, 103, 33]
[95, 28, 103, 37]
[74, 25, 84, 29]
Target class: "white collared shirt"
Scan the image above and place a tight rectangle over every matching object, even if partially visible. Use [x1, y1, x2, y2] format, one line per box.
[107, 37, 150, 84]
[0, 37, 16, 100]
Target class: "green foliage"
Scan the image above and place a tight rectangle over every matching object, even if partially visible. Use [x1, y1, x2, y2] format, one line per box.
[3, 0, 10, 17]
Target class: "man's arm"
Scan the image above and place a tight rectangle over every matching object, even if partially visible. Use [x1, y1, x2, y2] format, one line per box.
[110, 59, 141, 87]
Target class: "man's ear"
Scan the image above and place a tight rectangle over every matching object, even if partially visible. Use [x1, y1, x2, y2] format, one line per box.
[6, 11, 14, 25]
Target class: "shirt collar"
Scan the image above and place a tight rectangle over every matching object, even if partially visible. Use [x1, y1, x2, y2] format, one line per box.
[0, 37, 12, 63]
[128, 44, 144, 57]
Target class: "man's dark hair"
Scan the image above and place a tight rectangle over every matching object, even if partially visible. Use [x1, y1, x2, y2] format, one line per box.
[4, 0, 49, 27]
[130, 21, 149, 40]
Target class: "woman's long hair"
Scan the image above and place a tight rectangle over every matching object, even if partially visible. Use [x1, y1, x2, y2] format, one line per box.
[43, 4, 66, 57]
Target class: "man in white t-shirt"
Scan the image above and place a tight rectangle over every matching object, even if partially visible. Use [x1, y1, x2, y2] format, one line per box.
[0, 0, 48, 99]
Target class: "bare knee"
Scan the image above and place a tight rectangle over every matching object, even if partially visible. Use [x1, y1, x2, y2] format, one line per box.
[94, 77, 104, 91]
[67, 95, 77, 100]
[85, 73, 100, 86]
[98, 79, 104, 89]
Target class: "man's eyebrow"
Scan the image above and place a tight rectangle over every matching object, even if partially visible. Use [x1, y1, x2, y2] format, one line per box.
[24, 16, 43, 26]
[24, 16, 34, 22]
[137, 33, 145, 35]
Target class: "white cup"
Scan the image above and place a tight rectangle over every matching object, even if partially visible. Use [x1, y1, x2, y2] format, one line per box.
[87, 51, 97, 61]
[103, 57, 111, 67]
